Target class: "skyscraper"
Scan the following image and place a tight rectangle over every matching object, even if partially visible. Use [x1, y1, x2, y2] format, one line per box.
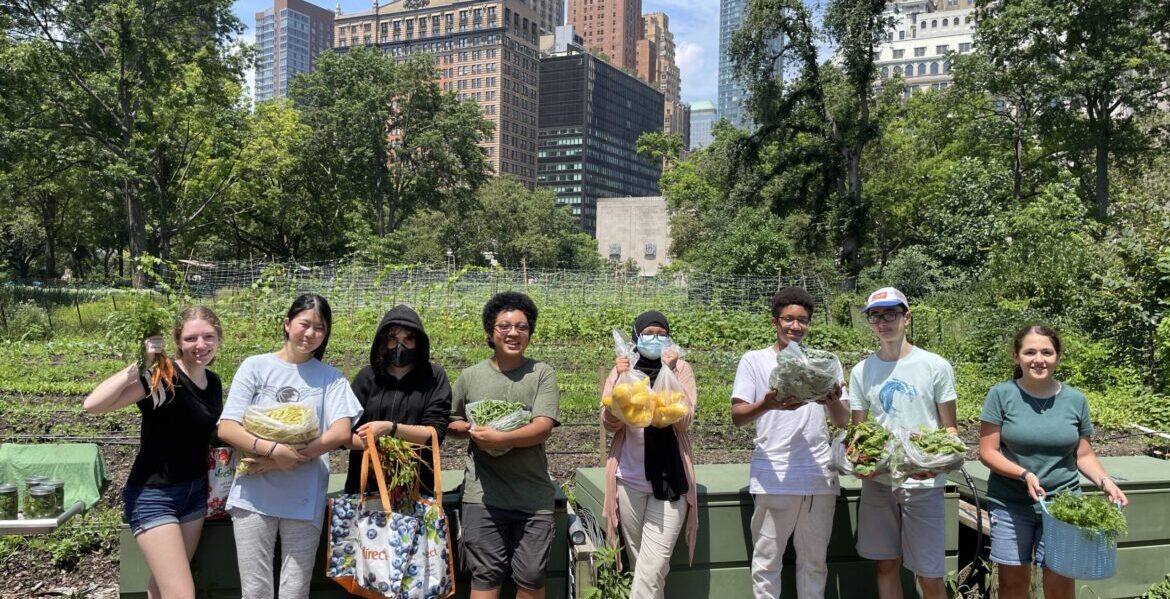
[689, 100, 717, 150]
[717, 0, 749, 128]
[518, 0, 564, 34]
[640, 12, 687, 147]
[538, 32, 664, 234]
[254, 0, 335, 102]
[566, 0, 642, 70]
[334, 0, 542, 185]
[874, 0, 977, 93]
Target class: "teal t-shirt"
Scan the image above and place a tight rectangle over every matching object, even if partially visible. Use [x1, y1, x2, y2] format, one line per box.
[451, 358, 560, 514]
[980, 381, 1093, 512]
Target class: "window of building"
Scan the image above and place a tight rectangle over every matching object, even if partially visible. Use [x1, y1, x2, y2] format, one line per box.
[881, 66, 889, 79]
[905, 64, 914, 76]
[608, 243, 621, 261]
[893, 49, 904, 59]
[914, 47, 926, 57]
[930, 61, 939, 74]
[936, 44, 948, 54]
[899, 30, 906, 40]
[959, 42, 972, 53]
[942, 18, 949, 26]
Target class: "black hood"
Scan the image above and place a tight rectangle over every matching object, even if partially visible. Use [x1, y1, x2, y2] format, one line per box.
[370, 305, 431, 382]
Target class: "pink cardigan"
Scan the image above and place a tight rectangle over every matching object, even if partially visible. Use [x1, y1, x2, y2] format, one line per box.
[600, 359, 699, 567]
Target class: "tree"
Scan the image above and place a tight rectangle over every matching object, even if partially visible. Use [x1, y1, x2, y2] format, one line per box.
[291, 49, 492, 243]
[4, 0, 246, 286]
[975, 0, 1170, 219]
[636, 131, 685, 170]
[728, 0, 893, 276]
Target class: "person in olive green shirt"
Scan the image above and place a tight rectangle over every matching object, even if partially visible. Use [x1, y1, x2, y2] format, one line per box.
[449, 292, 560, 599]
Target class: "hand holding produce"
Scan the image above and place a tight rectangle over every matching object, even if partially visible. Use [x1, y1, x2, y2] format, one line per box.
[891, 428, 966, 481]
[466, 399, 532, 456]
[768, 344, 840, 403]
[603, 376, 654, 427]
[237, 403, 320, 475]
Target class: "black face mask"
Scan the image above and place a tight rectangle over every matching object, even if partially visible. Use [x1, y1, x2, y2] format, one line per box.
[388, 345, 416, 368]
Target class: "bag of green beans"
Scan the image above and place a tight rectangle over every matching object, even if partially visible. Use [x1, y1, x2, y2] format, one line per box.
[466, 399, 531, 457]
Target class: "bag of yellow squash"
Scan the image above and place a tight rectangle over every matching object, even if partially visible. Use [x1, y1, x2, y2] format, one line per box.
[601, 329, 689, 428]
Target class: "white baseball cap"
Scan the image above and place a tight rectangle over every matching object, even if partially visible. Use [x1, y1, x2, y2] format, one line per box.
[862, 287, 909, 313]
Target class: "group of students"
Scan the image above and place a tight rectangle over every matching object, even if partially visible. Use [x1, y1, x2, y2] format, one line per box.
[84, 285, 1127, 599]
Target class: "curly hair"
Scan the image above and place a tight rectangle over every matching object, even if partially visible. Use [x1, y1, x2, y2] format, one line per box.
[770, 287, 815, 318]
[481, 291, 538, 348]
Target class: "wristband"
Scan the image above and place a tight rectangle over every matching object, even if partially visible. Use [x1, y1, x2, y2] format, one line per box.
[390, 422, 399, 437]
[1018, 470, 1032, 482]
[265, 441, 277, 457]
[251, 437, 260, 454]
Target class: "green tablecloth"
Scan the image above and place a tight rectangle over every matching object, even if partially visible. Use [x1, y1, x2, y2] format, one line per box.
[0, 443, 111, 511]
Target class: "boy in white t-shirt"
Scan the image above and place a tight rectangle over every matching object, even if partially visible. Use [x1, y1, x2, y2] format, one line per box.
[731, 287, 849, 599]
[848, 287, 958, 599]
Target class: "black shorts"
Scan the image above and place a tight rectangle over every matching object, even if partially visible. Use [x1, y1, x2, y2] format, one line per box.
[460, 503, 555, 591]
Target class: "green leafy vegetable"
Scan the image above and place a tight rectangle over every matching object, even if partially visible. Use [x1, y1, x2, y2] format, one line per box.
[846, 421, 891, 476]
[768, 345, 840, 401]
[910, 429, 966, 455]
[1048, 492, 1128, 546]
[102, 297, 173, 372]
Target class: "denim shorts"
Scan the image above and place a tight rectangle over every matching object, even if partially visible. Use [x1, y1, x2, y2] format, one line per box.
[123, 478, 208, 536]
[989, 504, 1046, 566]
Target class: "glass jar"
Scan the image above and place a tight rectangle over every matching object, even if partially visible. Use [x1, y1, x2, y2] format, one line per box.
[44, 479, 65, 514]
[28, 485, 58, 519]
[22, 475, 47, 514]
[0, 484, 17, 520]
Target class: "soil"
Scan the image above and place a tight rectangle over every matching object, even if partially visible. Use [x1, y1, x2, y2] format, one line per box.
[0, 397, 1164, 597]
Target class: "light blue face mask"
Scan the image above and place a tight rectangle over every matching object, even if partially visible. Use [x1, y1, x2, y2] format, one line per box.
[636, 334, 671, 360]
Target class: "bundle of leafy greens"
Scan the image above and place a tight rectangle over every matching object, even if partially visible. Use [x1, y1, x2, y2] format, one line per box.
[768, 344, 840, 402]
[845, 421, 891, 476]
[909, 429, 966, 455]
[467, 399, 531, 456]
[103, 297, 176, 398]
[1048, 492, 1128, 546]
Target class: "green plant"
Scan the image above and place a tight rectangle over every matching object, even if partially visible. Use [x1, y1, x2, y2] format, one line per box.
[581, 542, 631, 599]
[3, 300, 53, 341]
[1141, 574, 1170, 598]
[1047, 492, 1128, 546]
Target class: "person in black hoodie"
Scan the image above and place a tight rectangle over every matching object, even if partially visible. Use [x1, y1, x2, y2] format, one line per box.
[345, 304, 452, 496]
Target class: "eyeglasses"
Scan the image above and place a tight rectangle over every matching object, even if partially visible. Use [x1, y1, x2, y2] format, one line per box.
[778, 315, 811, 326]
[866, 311, 905, 324]
[493, 322, 530, 333]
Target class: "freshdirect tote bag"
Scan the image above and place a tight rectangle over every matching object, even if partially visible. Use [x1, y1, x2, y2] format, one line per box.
[326, 430, 404, 599]
[396, 429, 455, 599]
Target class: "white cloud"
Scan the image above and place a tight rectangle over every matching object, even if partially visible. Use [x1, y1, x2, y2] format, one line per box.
[644, 0, 718, 104]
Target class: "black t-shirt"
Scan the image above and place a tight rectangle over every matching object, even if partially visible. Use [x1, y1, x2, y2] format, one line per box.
[128, 367, 223, 487]
[344, 362, 451, 496]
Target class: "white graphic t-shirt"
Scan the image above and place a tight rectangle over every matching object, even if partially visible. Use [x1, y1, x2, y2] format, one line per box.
[847, 346, 957, 489]
[221, 352, 362, 526]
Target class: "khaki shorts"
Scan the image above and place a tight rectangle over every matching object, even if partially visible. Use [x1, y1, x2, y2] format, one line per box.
[855, 480, 946, 578]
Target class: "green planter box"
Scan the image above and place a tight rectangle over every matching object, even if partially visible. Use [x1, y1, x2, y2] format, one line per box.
[573, 463, 959, 599]
[948, 456, 1170, 599]
[120, 472, 568, 599]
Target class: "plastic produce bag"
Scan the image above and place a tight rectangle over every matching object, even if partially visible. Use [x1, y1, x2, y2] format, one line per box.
[831, 422, 893, 477]
[649, 363, 688, 428]
[890, 428, 966, 482]
[467, 399, 532, 457]
[237, 403, 320, 475]
[767, 343, 841, 402]
[602, 329, 653, 428]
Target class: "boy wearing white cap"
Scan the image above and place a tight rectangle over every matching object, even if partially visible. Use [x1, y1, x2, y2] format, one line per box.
[848, 287, 958, 599]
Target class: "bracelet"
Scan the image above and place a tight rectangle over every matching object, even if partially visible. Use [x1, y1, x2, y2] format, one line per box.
[265, 441, 277, 458]
[250, 437, 260, 454]
[390, 422, 399, 437]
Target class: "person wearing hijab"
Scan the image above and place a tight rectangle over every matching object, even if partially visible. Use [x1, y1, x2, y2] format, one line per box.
[344, 304, 451, 497]
[600, 311, 698, 599]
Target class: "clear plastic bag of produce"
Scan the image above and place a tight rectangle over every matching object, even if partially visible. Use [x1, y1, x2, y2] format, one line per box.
[831, 422, 893, 477]
[237, 403, 320, 475]
[649, 364, 689, 428]
[768, 343, 841, 403]
[467, 399, 532, 457]
[890, 428, 966, 482]
[602, 329, 654, 428]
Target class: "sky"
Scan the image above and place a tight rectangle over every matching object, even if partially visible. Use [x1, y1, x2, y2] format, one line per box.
[231, 0, 721, 104]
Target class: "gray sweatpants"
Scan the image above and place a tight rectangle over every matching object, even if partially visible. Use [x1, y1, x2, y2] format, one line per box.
[230, 507, 321, 599]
